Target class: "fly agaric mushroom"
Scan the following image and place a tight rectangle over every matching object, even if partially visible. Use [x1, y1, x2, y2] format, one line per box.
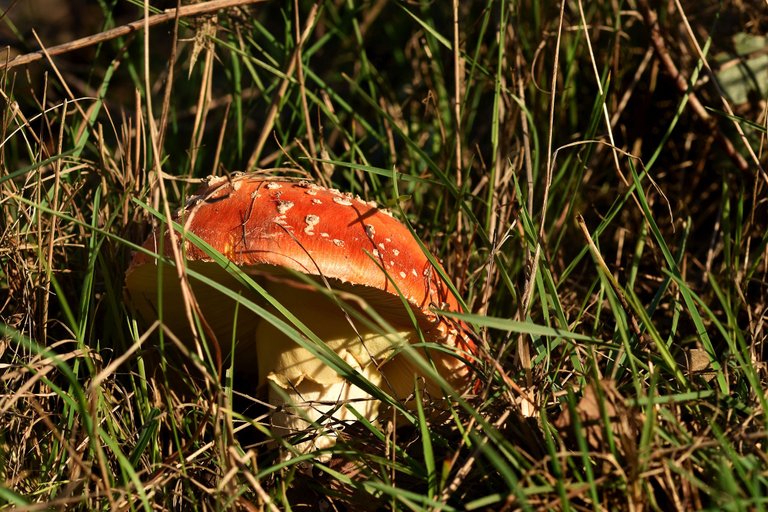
[125, 175, 475, 454]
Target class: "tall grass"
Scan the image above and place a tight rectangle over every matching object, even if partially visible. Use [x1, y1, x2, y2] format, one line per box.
[1, 0, 767, 509]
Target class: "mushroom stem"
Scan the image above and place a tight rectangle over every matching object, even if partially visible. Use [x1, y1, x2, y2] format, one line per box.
[255, 278, 411, 454]
[267, 351, 384, 455]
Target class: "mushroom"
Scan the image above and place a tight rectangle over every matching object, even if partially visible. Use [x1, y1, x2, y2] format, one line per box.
[125, 176, 475, 454]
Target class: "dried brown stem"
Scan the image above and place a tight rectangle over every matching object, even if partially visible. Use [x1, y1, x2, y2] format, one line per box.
[246, 1, 321, 170]
[0, 0, 267, 71]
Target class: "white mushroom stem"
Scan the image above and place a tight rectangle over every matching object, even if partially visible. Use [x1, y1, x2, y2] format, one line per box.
[255, 279, 411, 455]
[267, 351, 385, 455]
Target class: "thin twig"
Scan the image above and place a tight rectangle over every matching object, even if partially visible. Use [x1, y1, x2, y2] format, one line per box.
[517, 48, 534, 230]
[294, 0, 318, 177]
[187, 27, 216, 175]
[0, 0, 268, 71]
[30, 31, 89, 123]
[452, 0, 464, 233]
[451, 0, 462, 177]
[246, 1, 321, 170]
[518, 0, 567, 386]
[577, 0, 627, 187]
[157, 0, 183, 151]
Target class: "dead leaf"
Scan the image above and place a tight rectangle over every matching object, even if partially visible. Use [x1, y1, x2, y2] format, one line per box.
[554, 379, 643, 458]
[677, 347, 716, 382]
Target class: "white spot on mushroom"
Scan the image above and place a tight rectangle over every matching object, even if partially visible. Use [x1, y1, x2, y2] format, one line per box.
[250, 190, 261, 199]
[411, 269, 418, 277]
[311, 198, 322, 205]
[372, 249, 380, 258]
[232, 180, 243, 191]
[385, 238, 392, 243]
[306, 189, 318, 196]
[332, 239, 345, 247]
[266, 182, 282, 190]
[392, 249, 400, 256]
[365, 224, 375, 237]
[304, 214, 320, 234]
[355, 196, 377, 209]
[399, 271, 407, 279]
[320, 232, 330, 238]
[204, 175, 228, 187]
[389, 260, 395, 267]
[333, 197, 353, 206]
[277, 200, 294, 214]
[378, 243, 385, 250]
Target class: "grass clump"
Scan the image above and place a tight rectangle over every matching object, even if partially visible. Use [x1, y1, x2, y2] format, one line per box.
[1, 0, 767, 510]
